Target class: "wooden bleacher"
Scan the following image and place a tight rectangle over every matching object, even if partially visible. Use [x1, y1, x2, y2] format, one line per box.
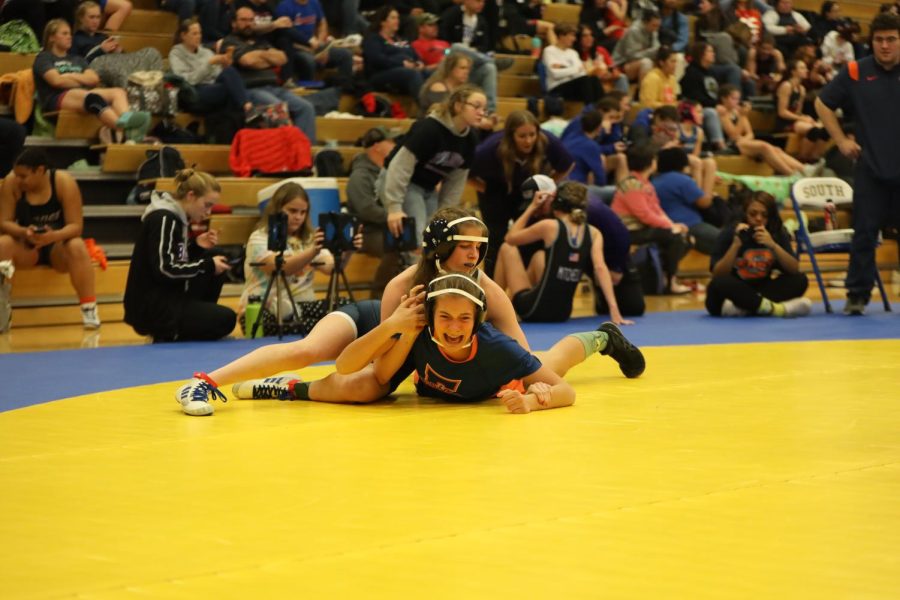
[0, 52, 36, 74]
[315, 117, 415, 144]
[54, 110, 201, 140]
[120, 9, 179, 34]
[543, 3, 581, 24]
[95, 143, 232, 174]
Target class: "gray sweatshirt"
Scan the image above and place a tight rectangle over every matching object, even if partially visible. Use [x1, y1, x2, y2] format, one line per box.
[346, 153, 387, 226]
[168, 43, 222, 86]
[612, 22, 660, 65]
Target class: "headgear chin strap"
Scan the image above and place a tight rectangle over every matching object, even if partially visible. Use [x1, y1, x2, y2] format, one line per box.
[426, 273, 487, 348]
[422, 216, 489, 274]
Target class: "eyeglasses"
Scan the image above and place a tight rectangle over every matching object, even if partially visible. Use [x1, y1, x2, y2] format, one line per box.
[465, 101, 486, 113]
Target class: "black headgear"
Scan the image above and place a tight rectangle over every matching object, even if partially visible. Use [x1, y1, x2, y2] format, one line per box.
[421, 216, 489, 272]
[425, 273, 487, 346]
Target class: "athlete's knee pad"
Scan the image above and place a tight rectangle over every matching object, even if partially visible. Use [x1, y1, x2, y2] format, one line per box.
[83, 93, 109, 116]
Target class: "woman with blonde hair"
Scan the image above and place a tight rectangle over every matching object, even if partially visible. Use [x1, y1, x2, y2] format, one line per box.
[123, 169, 236, 342]
[470, 109, 574, 274]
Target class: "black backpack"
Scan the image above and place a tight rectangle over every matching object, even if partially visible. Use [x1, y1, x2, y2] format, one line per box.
[204, 107, 244, 145]
[126, 146, 185, 205]
[314, 149, 345, 177]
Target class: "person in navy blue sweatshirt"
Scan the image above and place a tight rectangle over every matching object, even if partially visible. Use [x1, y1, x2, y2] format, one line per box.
[361, 5, 426, 98]
[815, 12, 900, 315]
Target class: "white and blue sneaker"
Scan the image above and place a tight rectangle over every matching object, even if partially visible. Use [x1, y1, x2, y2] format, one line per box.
[176, 374, 226, 416]
[232, 375, 301, 400]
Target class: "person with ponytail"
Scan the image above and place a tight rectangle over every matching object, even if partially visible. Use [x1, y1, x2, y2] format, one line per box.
[493, 180, 631, 324]
[123, 169, 236, 343]
[33, 19, 150, 143]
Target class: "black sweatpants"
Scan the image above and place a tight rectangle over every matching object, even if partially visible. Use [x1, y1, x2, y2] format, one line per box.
[705, 272, 809, 315]
[171, 271, 236, 341]
[594, 263, 646, 317]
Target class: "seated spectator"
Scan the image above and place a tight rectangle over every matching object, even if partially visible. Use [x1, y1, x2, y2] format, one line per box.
[72, 1, 162, 89]
[612, 9, 661, 83]
[706, 190, 812, 317]
[587, 195, 646, 316]
[346, 126, 402, 298]
[676, 99, 708, 157]
[494, 180, 631, 324]
[223, 7, 317, 142]
[652, 147, 720, 254]
[543, 22, 604, 103]
[811, 0, 844, 44]
[649, 105, 717, 194]
[362, 5, 426, 100]
[540, 97, 570, 138]
[411, 12, 450, 67]
[231, 0, 299, 86]
[638, 45, 679, 108]
[658, 0, 689, 53]
[240, 181, 358, 336]
[560, 95, 629, 186]
[419, 52, 497, 130]
[576, 23, 630, 94]
[469, 109, 574, 275]
[580, 0, 628, 52]
[276, 0, 354, 90]
[170, 18, 254, 115]
[440, 0, 514, 114]
[562, 110, 608, 188]
[821, 21, 858, 71]
[695, 0, 746, 90]
[775, 59, 830, 162]
[611, 142, 692, 294]
[729, 0, 764, 44]
[717, 84, 813, 176]
[679, 41, 730, 150]
[123, 169, 236, 342]
[494, 0, 558, 48]
[749, 32, 786, 95]
[34, 19, 151, 142]
[0, 149, 100, 331]
[763, 0, 812, 59]
[160, 0, 226, 42]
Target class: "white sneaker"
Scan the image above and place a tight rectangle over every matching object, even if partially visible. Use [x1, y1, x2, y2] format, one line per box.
[232, 375, 302, 400]
[81, 303, 101, 329]
[782, 297, 813, 317]
[175, 376, 226, 416]
[720, 299, 749, 317]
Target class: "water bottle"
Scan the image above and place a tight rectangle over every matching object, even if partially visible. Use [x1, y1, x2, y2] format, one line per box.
[244, 295, 263, 338]
[530, 36, 542, 59]
[824, 199, 836, 231]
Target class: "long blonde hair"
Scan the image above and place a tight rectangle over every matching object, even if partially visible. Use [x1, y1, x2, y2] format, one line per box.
[498, 110, 548, 194]
[172, 168, 221, 200]
[258, 182, 313, 244]
[422, 51, 471, 95]
[75, 1, 101, 32]
[42, 19, 70, 49]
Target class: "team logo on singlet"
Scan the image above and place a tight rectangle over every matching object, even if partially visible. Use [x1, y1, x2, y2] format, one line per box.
[421, 364, 462, 395]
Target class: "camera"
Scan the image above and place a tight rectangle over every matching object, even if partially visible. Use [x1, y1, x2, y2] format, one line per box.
[319, 211, 358, 253]
[384, 216, 418, 252]
[738, 226, 761, 247]
[267, 212, 288, 252]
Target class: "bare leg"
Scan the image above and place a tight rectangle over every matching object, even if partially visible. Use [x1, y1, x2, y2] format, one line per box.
[94, 88, 129, 116]
[534, 336, 590, 378]
[496, 242, 536, 298]
[606, 152, 629, 183]
[687, 154, 704, 187]
[58, 89, 121, 129]
[102, 0, 132, 31]
[307, 365, 390, 403]
[209, 312, 357, 384]
[51, 238, 95, 299]
[701, 157, 717, 195]
[775, 147, 805, 172]
[526, 249, 545, 286]
[739, 140, 795, 175]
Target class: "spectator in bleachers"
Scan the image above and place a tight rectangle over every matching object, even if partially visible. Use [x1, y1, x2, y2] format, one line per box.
[810, 1, 844, 44]
[0, 0, 77, 41]
[679, 42, 730, 151]
[470, 109, 574, 275]
[576, 23, 630, 94]
[160, 0, 227, 42]
[439, 0, 513, 114]
[346, 126, 402, 298]
[493, 179, 631, 324]
[411, 12, 449, 67]
[639, 45, 679, 108]
[92, 0, 132, 32]
[72, 2, 162, 89]
[223, 7, 316, 142]
[543, 22, 604, 103]
[652, 147, 720, 254]
[706, 190, 811, 317]
[587, 195, 646, 317]
[648, 105, 717, 194]
[380, 84, 486, 248]
[749, 32, 785, 95]
[694, 0, 746, 90]
[775, 59, 830, 163]
[34, 19, 151, 142]
[580, 0, 628, 53]
[820, 21, 857, 71]
[232, 0, 299, 86]
[658, 0, 689, 53]
[611, 142, 693, 294]
[762, 0, 812, 59]
[0, 148, 100, 331]
[362, 5, 426, 100]
[419, 51, 471, 115]
[562, 110, 609, 188]
[123, 168, 236, 342]
[728, 0, 765, 45]
[492, 0, 558, 50]
[275, 0, 354, 89]
[169, 18, 253, 115]
[612, 8, 661, 83]
[716, 84, 813, 176]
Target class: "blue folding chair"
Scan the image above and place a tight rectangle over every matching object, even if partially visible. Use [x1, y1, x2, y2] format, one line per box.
[790, 177, 891, 313]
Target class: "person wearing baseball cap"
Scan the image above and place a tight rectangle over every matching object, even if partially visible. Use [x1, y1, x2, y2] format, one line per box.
[411, 13, 450, 67]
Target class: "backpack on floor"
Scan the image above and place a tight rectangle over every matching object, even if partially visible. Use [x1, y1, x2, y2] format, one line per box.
[632, 243, 666, 296]
[126, 146, 185, 204]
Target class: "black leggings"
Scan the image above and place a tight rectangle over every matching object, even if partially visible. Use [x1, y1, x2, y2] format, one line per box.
[705, 272, 809, 315]
[548, 76, 604, 104]
[478, 192, 521, 277]
[171, 271, 236, 341]
[628, 227, 690, 283]
[594, 263, 646, 317]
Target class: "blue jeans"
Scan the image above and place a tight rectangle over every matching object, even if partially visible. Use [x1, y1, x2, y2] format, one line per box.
[710, 63, 742, 89]
[195, 67, 249, 111]
[340, 0, 368, 35]
[846, 161, 900, 302]
[702, 107, 725, 145]
[450, 43, 498, 112]
[247, 86, 316, 142]
[292, 46, 353, 85]
[368, 67, 424, 99]
[375, 170, 439, 247]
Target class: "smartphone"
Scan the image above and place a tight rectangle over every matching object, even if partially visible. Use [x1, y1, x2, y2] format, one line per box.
[228, 256, 243, 265]
[32, 226, 48, 234]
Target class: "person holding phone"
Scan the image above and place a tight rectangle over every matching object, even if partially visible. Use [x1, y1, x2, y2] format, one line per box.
[239, 181, 361, 337]
[123, 169, 235, 342]
[0, 149, 100, 332]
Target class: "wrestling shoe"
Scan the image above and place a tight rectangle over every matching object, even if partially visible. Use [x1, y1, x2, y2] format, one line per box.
[81, 303, 101, 329]
[175, 373, 226, 416]
[782, 297, 813, 317]
[231, 375, 302, 400]
[598, 322, 645, 379]
[720, 299, 749, 317]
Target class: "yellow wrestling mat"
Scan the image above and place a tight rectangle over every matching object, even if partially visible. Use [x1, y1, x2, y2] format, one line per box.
[2, 340, 899, 599]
